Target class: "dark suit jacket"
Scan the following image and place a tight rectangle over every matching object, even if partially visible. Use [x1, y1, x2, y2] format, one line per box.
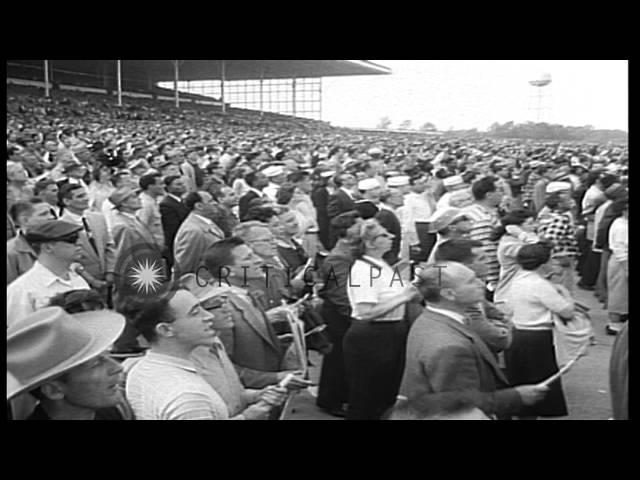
[327, 189, 356, 219]
[375, 207, 402, 265]
[159, 195, 189, 256]
[327, 189, 356, 248]
[400, 308, 523, 418]
[238, 190, 260, 221]
[311, 186, 330, 250]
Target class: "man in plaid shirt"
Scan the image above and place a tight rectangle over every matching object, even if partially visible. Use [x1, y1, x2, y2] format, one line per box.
[537, 182, 578, 293]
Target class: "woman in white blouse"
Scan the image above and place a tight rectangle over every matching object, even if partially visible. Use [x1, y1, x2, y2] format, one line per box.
[343, 218, 422, 420]
[606, 201, 628, 334]
[504, 242, 573, 419]
[492, 209, 539, 310]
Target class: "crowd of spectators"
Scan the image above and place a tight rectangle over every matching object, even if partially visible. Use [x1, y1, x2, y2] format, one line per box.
[7, 85, 628, 420]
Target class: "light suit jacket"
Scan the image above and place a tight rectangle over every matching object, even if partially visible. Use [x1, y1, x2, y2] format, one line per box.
[400, 308, 523, 418]
[173, 213, 224, 277]
[60, 211, 116, 280]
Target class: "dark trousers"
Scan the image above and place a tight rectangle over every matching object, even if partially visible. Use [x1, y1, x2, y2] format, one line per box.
[576, 229, 589, 273]
[316, 303, 351, 410]
[343, 320, 409, 420]
[412, 222, 437, 262]
[579, 243, 601, 287]
[595, 250, 610, 303]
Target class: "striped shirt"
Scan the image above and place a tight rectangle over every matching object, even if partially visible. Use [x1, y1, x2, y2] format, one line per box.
[126, 352, 230, 420]
[462, 203, 501, 286]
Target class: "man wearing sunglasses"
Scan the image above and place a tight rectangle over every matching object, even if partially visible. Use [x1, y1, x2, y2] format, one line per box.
[7, 219, 90, 328]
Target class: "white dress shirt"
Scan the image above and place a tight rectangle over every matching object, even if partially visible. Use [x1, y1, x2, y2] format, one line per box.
[6, 261, 90, 328]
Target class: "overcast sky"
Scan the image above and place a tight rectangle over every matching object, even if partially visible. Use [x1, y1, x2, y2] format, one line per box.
[321, 60, 628, 132]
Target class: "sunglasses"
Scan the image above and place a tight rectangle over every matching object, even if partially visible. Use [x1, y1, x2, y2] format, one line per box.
[55, 234, 80, 244]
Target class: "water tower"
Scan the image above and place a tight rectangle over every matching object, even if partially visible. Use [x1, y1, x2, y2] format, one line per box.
[528, 72, 552, 123]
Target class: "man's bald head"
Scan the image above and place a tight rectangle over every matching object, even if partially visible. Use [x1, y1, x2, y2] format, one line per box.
[415, 262, 484, 305]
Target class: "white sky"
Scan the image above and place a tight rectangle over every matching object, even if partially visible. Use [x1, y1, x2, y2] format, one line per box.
[321, 60, 628, 132]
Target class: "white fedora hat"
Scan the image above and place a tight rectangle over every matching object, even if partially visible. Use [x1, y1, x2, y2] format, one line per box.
[7, 307, 126, 400]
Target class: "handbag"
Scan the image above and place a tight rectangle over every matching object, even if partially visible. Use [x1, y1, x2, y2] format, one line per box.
[553, 302, 593, 365]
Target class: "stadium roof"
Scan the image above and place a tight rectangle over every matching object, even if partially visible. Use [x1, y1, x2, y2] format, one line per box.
[9, 60, 391, 81]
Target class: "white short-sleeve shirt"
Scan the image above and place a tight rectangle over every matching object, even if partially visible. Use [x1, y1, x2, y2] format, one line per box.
[505, 270, 572, 330]
[347, 256, 406, 321]
[126, 352, 230, 420]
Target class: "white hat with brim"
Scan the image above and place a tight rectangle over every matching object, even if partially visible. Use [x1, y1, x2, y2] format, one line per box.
[261, 165, 285, 178]
[7, 307, 126, 400]
[546, 181, 572, 194]
[358, 178, 382, 191]
[427, 207, 468, 233]
[442, 175, 463, 188]
[387, 176, 410, 187]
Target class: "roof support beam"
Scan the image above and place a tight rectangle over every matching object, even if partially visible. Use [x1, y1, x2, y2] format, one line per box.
[43, 60, 50, 98]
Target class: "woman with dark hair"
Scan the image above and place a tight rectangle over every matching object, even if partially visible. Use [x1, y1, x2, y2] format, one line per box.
[491, 209, 539, 309]
[343, 218, 422, 420]
[504, 243, 573, 419]
[316, 211, 362, 417]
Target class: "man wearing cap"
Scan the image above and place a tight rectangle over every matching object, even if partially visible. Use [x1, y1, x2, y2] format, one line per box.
[7, 220, 90, 328]
[7, 199, 57, 285]
[354, 177, 382, 219]
[426, 207, 472, 263]
[7, 306, 126, 420]
[435, 175, 468, 211]
[58, 184, 116, 298]
[261, 165, 286, 203]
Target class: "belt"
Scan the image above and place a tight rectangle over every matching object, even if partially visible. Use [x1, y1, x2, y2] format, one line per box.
[352, 318, 403, 324]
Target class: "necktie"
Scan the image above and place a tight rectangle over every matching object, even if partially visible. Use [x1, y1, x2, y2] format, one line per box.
[81, 217, 100, 256]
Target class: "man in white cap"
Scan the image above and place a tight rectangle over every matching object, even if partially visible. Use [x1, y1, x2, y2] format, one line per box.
[261, 165, 286, 202]
[436, 175, 468, 211]
[426, 207, 472, 263]
[7, 306, 126, 420]
[353, 178, 382, 220]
